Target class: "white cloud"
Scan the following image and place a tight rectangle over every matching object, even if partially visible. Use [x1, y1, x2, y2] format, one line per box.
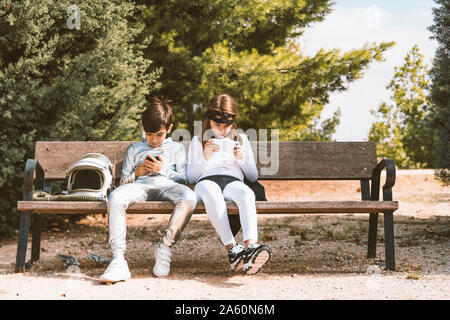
[299, 4, 437, 141]
[365, 5, 383, 30]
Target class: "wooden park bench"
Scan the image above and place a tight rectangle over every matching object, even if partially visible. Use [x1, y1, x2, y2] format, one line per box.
[16, 141, 398, 273]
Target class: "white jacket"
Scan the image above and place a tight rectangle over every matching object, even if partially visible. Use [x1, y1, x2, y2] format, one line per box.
[186, 134, 258, 184]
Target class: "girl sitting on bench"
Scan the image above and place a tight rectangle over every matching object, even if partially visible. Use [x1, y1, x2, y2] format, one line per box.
[187, 94, 271, 274]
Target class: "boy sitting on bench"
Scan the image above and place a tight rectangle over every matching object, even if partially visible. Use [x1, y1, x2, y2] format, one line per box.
[100, 97, 197, 283]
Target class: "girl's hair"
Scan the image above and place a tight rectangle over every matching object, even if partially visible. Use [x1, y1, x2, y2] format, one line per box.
[142, 97, 173, 133]
[201, 94, 239, 146]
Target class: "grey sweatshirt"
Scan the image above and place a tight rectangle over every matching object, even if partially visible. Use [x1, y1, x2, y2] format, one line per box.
[120, 135, 187, 186]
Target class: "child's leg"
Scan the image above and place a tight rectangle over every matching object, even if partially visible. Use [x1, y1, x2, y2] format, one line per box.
[108, 183, 149, 258]
[157, 183, 197, 247]
[194, 180, 235, 246]
[223, 181, 258, 246]
[223, 181, 271, 274]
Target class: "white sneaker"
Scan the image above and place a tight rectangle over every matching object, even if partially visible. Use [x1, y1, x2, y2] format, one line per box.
[153, 242, 172, 277]
[99, 258, 131, 283]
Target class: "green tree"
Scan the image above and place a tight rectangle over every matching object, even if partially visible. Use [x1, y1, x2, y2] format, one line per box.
[429, 0, 450, 185]
[368, 45, 435, 168]
[135, 0, 394, 140]
[0, 0, 160, 237]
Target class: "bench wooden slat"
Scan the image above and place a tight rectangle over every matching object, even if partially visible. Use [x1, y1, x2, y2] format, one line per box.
[257, 141, 376, 180]
[35, 141, 133, 180]
[35, 141, 377, 180]
[18, 200, 398, 215]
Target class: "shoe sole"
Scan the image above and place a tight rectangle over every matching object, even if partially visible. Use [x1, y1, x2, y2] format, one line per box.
[244, 250, 271, 275]
[152, 266, 169, 277]
[99, 275, 130, 284]
[230, 258, 244, 272]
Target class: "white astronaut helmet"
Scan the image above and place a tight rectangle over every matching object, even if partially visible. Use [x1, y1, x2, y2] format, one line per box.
[65, 153, 114, 201]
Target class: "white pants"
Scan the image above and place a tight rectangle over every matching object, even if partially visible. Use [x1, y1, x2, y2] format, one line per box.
[108, 179, 197, 257]
[194, 179, 257, 245]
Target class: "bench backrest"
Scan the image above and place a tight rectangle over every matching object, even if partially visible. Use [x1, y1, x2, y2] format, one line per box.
[34, 141, 377, 181]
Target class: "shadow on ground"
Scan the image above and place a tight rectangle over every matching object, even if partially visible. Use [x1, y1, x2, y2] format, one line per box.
[2, 215, 449, 281]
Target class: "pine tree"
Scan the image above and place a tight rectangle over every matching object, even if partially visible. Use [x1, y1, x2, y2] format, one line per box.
[429, 0, 450, 185]
[0, 0, 160, 237]
[368, 45, 435, 168]
[135, 0, 393, 140]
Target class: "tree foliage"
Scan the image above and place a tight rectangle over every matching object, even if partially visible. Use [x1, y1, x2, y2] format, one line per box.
[429, 0, 450, 184]
[368, 45, 435, 168]
[0, 0, 160, 237]
[0, 0, 395, 237]
[135, 0, 394, 140]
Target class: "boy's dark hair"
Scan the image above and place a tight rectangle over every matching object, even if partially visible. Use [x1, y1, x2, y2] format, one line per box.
[142, 97, 173, 133]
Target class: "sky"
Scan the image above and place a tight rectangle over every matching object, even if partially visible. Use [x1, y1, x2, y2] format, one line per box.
[300, 0, 438, 141]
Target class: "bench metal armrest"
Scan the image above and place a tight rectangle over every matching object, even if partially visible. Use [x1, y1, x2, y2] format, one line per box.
[371, 158, 396, 201]
[23, 159, 45, 201]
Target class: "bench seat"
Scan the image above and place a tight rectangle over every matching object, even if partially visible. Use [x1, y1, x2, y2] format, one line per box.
[18, 200, 399, 215]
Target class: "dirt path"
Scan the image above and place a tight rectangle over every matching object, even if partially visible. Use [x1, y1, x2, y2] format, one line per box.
[0, 169, 449, 300]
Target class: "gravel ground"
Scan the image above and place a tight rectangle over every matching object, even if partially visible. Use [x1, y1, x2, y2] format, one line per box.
[0, 169, 449, 300]
[1, 272, 448, 300]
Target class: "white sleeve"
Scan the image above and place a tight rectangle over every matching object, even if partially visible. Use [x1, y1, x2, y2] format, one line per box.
[159, 143, 187, 184]
[186, 136, 207, 184]
[120, 145, 137, 185]
[236, 134, 258, 182]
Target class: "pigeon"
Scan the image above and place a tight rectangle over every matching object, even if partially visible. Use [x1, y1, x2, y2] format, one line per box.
[89, 254, 111, 265]
[56, 254, 80, 268]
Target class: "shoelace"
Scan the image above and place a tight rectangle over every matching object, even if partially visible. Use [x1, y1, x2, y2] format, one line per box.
[157, 246, 172, 266]
[230, 244, 244, 255]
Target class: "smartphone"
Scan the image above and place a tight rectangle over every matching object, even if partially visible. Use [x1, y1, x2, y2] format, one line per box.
[233, 134, 243, 149]
[145, 155, 161, 162]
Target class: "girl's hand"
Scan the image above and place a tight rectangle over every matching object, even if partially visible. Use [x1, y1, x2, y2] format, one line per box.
[203, 140, 220, 160]
[233, 144, 243, 160]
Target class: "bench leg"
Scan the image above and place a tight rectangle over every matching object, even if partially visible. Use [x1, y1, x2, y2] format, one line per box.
[384, 212, 395, 271]
[367, 213, 378, 258]
[15, 212, 31, 273]
[31, 215, 42, 263]
[360, 179, 378, 259]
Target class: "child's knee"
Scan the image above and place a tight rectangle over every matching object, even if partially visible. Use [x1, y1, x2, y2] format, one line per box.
[108, 190, 122, 207]
[194, 180, 208, 193]
[108, 189, 130, 212]
[234, 186, 255, 203]
[244, 187, 256, 201]
[184, 188, 198, 203]
[195, 180, 220, 198]
[181, 189, 198, 211]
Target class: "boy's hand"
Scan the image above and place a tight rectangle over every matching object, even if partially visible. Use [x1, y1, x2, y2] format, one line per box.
[134, 162, 149, 178]
[203, 139, 220, 160]
[145, 154, 164, 173]
[233, 144, 243, 160]
[134, 155, 164, 177]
